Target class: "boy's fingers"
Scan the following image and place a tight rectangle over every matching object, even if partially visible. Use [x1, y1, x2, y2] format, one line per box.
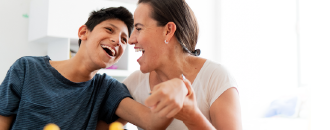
[145, 83, 163, 107]
[157, 103, 177, 118]
[152, 98, 167, 113]
[145, 93, 161, 107]
[166, 107, 180, 118]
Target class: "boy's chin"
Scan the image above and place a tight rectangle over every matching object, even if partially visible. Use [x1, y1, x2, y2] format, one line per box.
[104, 63, 115, 69]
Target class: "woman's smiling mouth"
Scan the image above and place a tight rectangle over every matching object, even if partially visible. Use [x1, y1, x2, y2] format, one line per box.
[134, 47, 145, 61]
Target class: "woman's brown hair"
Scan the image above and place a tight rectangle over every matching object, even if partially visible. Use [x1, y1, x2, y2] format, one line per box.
[138, 0, 201, 56]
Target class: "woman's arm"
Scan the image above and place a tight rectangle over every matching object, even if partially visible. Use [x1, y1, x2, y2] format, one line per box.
[176, 84, 242, 130]
[210, 88, 242, 130]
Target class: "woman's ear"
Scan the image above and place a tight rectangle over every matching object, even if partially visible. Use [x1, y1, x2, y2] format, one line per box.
[78, 25, 88, 40]
[164, 22, 177, 42]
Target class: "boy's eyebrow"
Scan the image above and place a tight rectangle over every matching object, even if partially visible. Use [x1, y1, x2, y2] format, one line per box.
[122, 32, 128, 38]
[134, 23, 144, 27]
[107, 23, 128, 37]
[108, 24, 119, 29]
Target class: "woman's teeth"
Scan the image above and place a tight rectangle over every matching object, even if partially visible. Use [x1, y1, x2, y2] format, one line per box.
[135, 48, 145, 52]
[101, 45, 115, 56]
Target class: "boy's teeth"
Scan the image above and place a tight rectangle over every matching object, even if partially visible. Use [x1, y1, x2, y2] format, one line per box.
[110, 48, 115, 55]
[101, 45, 116, 56]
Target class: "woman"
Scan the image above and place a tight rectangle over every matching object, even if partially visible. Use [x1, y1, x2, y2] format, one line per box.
[124, 0, 242, 129]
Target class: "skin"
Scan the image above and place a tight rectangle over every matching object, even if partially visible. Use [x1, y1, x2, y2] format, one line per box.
[0, 115, 13, 130]
[0, 19, 188, 130]
[128, 3, 243, 130]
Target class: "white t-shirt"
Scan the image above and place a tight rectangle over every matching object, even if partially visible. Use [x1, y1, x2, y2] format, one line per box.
[123, 60, 238, 130]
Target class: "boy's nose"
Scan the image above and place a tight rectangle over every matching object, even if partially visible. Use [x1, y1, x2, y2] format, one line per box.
[110, 38, 120, 46]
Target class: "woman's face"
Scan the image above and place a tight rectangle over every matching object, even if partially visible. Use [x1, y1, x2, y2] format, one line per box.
[82, 19, 128, 69]
[128, 3, 168, 73]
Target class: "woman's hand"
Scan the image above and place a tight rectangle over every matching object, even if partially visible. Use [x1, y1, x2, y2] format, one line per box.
[144, 78, 188, 118]
[175, 79, 216, 130]
[173, 79, 198, 121]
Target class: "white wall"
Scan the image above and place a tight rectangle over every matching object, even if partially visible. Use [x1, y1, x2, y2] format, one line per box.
[186, 0, 217, 61]
[299, 0, 330, 129]
[0, 0, 47, 82]
[217, 0, 311, 129]
[219, 0, 299, 117]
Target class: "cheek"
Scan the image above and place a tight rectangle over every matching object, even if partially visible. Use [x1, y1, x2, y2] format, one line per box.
[119, 45, 126, 56]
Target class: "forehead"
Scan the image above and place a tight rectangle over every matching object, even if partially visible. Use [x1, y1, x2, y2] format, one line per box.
[134, 3, 155, 25]
[97, 19, 129, 35]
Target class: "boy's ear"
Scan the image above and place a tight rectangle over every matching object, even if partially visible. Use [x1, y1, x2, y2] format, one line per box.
[78, 25, 88, 40]
[164, 22, 176, 42]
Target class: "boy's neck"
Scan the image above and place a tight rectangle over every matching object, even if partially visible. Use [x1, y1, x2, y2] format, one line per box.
[49, 56, 99, 83]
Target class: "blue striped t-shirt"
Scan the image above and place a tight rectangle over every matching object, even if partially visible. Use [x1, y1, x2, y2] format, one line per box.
[0, 56, 132, 130]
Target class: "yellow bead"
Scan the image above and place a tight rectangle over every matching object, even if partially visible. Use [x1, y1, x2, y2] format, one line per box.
[109, 122, 123, 130]
[44, 123, 60, 130]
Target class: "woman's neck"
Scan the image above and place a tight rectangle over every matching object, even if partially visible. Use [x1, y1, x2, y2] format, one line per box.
[150, 54, 205, 88]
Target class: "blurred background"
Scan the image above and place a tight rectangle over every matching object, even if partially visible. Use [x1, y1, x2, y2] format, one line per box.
[0, 0, 329, 129]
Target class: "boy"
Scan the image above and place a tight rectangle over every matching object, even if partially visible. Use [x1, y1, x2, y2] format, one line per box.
[0, 7, 187, 130]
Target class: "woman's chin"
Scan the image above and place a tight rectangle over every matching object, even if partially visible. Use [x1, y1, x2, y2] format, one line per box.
[139, 66, 151, 74]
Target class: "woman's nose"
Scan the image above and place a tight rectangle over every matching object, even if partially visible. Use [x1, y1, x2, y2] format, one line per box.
[128, 34, 136, 45]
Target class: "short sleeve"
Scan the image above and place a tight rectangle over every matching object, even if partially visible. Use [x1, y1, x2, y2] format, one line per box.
[99, 79, 133, 124]
[122, 70, 143, 94]
[208, 65, 238, 106]
[0, 58, 25, 116]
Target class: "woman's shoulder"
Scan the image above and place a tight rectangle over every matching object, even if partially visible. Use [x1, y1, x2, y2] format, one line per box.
[127, 70, 149, 79]
[200, 59, 232, 78]
[123, 70, 149, 86]
[197, 59, 238, 88]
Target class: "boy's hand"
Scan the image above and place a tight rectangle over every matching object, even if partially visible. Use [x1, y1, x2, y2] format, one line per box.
[144, 78, 188, 118]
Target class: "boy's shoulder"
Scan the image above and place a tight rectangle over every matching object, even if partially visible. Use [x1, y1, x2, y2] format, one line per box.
[14, 56, 48, 66]
[17, 55, 48, 63]
[94, 73, 118, 84]
[10, 56, 48, 70]
[93, 73, 128, 89]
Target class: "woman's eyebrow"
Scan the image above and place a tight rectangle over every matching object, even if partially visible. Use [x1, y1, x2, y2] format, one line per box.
[134, 23, 144, 27]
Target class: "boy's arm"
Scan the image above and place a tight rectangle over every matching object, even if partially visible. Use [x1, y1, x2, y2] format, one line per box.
[96, 98, 172, 130]
[0, 115, 14, 130]
[96, 78, 188, 130]
[0, 58, 25, 130]
[115, 97, 173, 130]
[115, 78, 188, 129]
[96, 118, 128, 130]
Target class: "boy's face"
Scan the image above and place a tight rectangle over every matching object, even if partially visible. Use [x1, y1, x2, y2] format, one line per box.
[80, 19, 129, 69]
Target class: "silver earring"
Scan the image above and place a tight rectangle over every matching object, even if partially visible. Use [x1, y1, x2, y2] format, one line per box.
[164, 40, 169, 44]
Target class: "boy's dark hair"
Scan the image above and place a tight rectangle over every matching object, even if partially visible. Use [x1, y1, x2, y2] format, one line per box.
[79, 6, 134, 46]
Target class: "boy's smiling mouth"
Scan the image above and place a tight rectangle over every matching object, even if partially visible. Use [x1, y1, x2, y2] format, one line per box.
[101, 44, 116, 57]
